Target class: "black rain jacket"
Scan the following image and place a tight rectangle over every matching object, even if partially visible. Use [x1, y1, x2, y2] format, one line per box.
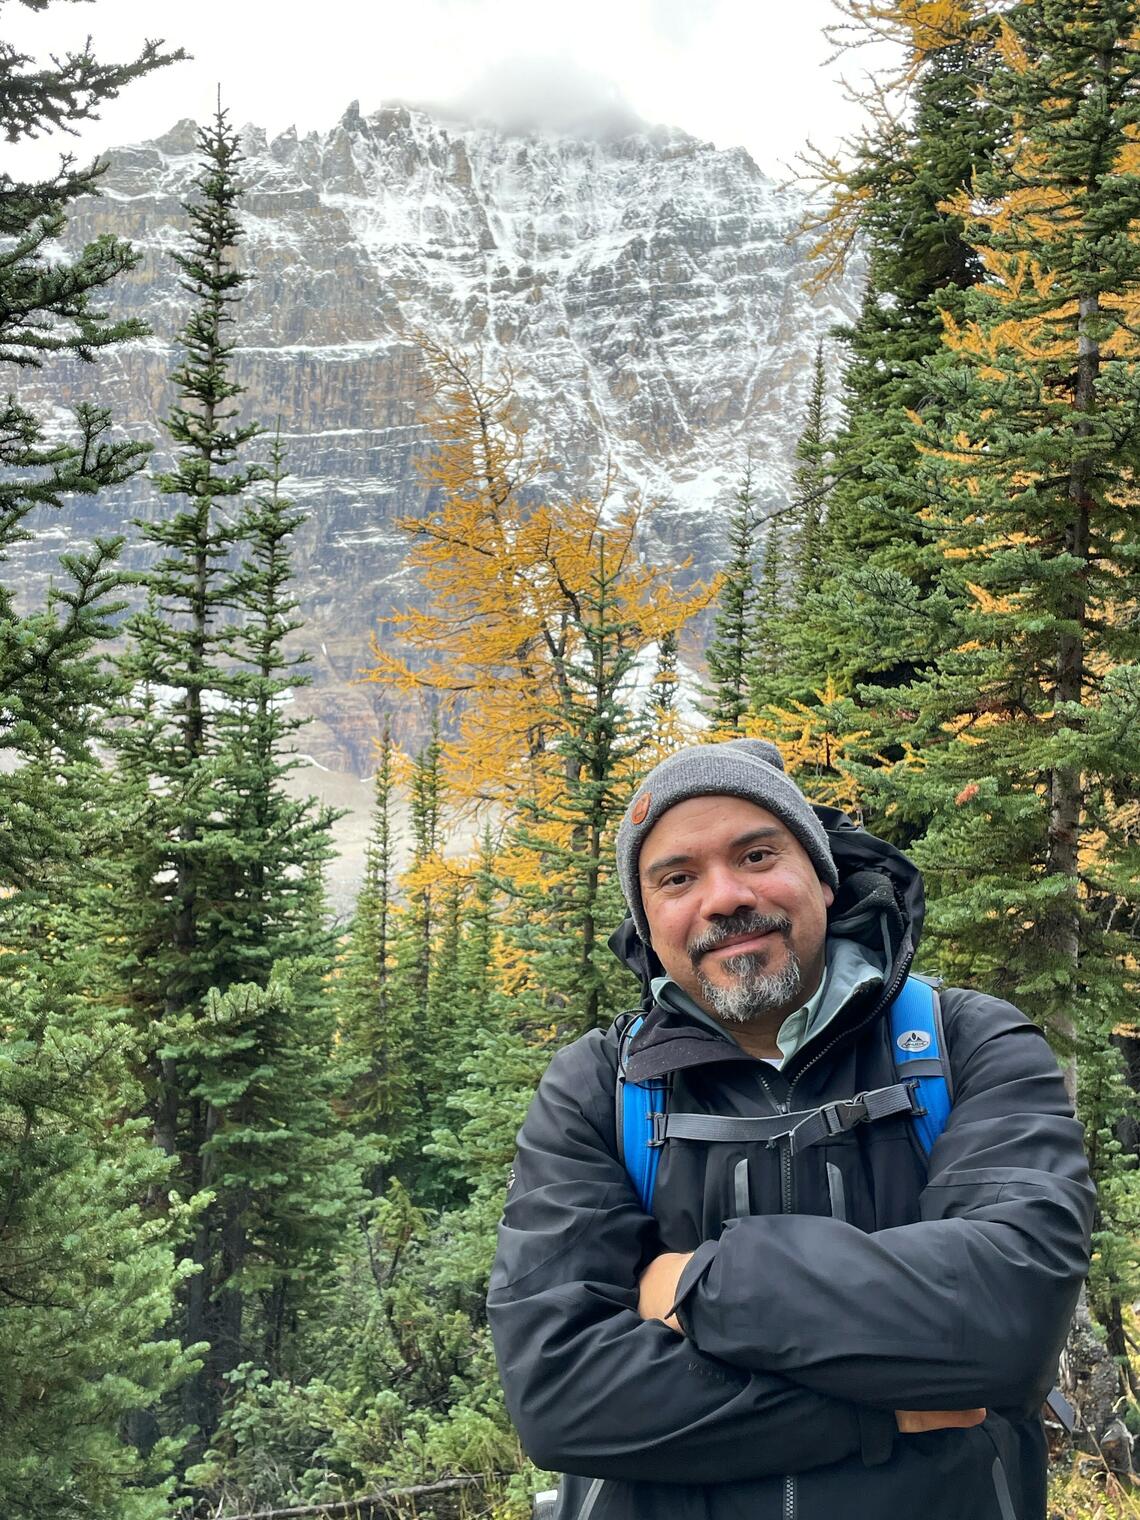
[487, 809, 1095, 1520]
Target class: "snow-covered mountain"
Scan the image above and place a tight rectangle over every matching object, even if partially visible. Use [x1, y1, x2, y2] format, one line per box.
[23, 102, 861, 769]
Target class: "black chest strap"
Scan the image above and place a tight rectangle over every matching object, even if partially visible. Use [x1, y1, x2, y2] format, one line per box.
[656, 1079, 925, 1157]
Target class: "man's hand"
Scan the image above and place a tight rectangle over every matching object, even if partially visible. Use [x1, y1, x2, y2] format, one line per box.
[639, 1253, 986, 1428]
[637, 1250, 694, 1333]
[895, 1408, 986, 1433]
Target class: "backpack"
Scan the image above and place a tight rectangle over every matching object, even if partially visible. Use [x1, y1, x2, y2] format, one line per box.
[612, 974, 1079, 1436]
[616, 973, 953, 1213]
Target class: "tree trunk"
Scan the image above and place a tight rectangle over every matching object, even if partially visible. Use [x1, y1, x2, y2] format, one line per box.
[1046, 289, 1097, 1101]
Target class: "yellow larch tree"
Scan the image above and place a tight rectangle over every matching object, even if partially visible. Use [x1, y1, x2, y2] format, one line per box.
[365, 338, 714, 1031]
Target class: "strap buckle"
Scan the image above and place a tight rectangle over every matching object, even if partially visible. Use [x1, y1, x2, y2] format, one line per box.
[819, 1095, 870, 1136]
[649, 1111, 668, 1148]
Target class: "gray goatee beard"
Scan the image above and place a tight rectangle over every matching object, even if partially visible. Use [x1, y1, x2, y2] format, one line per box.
[689, 911, 802, 1025]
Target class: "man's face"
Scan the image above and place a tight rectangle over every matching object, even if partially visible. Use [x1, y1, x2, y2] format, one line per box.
[638, 795, 834, 1026]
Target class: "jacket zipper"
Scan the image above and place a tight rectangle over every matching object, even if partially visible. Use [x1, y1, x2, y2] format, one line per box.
[771, 939, 914, 1520]
[780, 1122, 795, 1520]
[716, 939, 915, 1520]
[780, 1117, 795, 1519]
[758, 1067, 797, 1520]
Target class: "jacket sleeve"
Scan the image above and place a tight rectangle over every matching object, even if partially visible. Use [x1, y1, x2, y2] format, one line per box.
[486, 1029, 898, 1484]
[672, 991, 1095, 1414]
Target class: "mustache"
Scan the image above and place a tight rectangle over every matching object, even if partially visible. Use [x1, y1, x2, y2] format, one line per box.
[688, 911, 791, 969]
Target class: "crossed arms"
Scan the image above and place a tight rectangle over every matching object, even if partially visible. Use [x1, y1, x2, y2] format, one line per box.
[486, 993, 1093, 1483]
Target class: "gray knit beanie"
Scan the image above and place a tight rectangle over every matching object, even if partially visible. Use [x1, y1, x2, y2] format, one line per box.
[616, 738, 838, 944]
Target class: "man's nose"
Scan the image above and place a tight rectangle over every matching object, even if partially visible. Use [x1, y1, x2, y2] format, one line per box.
[700, 862, 758, 920]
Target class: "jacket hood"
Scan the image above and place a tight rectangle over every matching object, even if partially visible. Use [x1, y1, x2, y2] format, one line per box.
[608, 806, 926, 1081]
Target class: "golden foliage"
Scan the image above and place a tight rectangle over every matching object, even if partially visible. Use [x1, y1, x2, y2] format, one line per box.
[796, 148, 876, 290]
[747, 678, 873, 814]
[994, 15, 1028, 74]
[963, 580, 1014, 616]
[365, 340, 712, 819]
[798, 0, 993, 283]
[826, 0, 983, 73]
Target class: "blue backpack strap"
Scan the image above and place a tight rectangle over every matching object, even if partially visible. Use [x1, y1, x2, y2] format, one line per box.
[616, 1014, 669, 1213]
[889, 974, 952, 1157]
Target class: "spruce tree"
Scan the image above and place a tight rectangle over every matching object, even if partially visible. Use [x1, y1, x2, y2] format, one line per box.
[703, 460, 760, 733]
[384, 721, 461, 1201]
[337, 720, 410, 1179]
[117, 100, 265, 1062]
[173, 967, 371, 1396]
[115, 103, 346, 1453]
[871, 0, 1140, 1348]
[789, 340, 831, 598]
[796, 3, 1002, 705]
[224, 425, 337, 975]
[745, 523, 787, 714]
[114, 107, 266, 1444]
[0, 14, 192, 1516]
[508, 532, 651, 1033]
[646, 626, 688, 756]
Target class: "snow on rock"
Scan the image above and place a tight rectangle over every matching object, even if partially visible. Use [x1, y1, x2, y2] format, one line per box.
[18, 101, 863, 764]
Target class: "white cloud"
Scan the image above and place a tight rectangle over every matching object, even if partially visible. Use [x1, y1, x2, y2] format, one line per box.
[445, 56, 642, 138]
[2, 0, 902, 178]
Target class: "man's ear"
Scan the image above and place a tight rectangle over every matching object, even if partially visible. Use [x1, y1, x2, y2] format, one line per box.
[821, 881, 836, 909]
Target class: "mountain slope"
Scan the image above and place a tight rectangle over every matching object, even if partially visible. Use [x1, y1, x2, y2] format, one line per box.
[21, 102, 861, 770]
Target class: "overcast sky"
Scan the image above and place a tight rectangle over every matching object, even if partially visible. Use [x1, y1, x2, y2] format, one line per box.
[7, 0, 900, 177]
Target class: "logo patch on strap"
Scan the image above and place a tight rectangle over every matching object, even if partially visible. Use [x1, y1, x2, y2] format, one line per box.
[897, 1029, 931, 1053]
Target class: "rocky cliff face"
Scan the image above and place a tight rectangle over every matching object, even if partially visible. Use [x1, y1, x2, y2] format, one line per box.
[20, 102, 860, 771]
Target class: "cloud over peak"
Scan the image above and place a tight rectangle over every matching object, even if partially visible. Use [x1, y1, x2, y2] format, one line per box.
[433, 56, 645, 140]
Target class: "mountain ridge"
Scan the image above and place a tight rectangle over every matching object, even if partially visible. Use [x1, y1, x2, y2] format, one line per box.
[20, 101, 861, 778]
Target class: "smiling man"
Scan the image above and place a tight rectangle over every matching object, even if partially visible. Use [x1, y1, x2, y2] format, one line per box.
[638, 793, 832, 1035]
[488, 739, 1094, 1520]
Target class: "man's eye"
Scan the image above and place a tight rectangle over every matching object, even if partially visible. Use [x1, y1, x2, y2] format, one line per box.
[744, 849, 772, 864]
[662, 872, 690, 888]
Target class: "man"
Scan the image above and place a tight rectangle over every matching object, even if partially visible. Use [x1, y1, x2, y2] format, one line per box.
[488, 739, 1094, 1520]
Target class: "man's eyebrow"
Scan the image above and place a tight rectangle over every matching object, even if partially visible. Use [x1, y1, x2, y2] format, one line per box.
[642, 850, 693, 878]
[731, 826, 785, 850]
[643, 826, 786, 879]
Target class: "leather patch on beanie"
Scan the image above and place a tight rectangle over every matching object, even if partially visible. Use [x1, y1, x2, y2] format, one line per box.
[631, 792, 652, 826]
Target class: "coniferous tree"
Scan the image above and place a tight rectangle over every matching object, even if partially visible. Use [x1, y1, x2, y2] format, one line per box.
[224, 425, 337, 974]
[789, 340, 832, 598]
[869, 0, 1140, 1346]
[703, 460, 760, 733]
[117, 101, 265, 1070]
[651, 628, 680, 718]
[745, 524, 787, 714]
[337, 720, 409, 1175]
[174, 967, 370, 1397]
[0, 15, 191, 1516]
[646, 626, 689, 757]
[796, 2, 1002, 707]
[369, 339, 709, 807]
[510, 530, 653, 1032]
[384, 721, 454, 1197]
[406, 715, 444, 1008]
[854, 0, 1140, 1030]
[115, 103, 348, 1453]
[114, 105, 267, 1446]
